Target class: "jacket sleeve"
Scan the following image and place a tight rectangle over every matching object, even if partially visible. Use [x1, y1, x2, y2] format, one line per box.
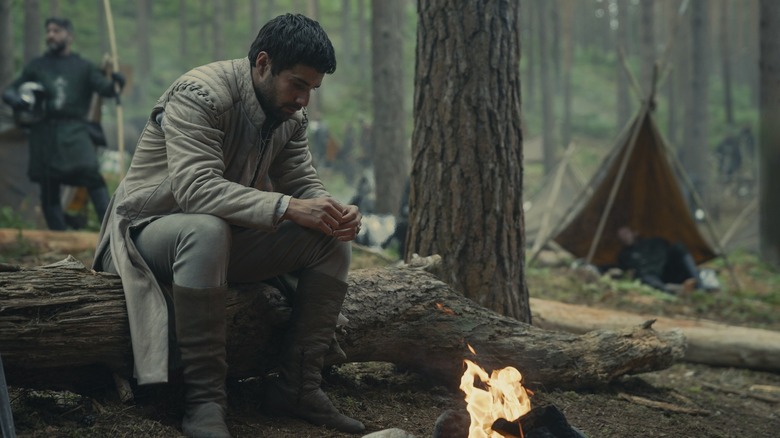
[162, 80, 285, 230]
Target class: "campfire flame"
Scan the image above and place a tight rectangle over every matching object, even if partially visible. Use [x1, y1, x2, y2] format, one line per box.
[460, 345, 532, 438]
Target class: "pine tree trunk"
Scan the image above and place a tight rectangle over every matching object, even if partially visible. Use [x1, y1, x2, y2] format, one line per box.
[179, 0, 189, 62]
[720, 0, 735, 125]
[537, 0, 556, 176]
[616, 0, 631, 130]
[683, 0, 711, 209]
[758, 0, 780, 267]
[409, 0, 529, 320]
[640, 0, 655, 94]
[560, 0, 574, 151]
[0, 0, 14, 88]
[23, 0, 40, 64]
[136, 0, 152, 104]
[371, 0, 408, 216]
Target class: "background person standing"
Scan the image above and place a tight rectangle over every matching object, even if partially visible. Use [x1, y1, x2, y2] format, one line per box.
[1, 17, 124, 230]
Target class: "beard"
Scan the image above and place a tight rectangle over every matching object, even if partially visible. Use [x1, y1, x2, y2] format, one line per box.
[254, 78, 300, 123]
[46, 39, 67, 55]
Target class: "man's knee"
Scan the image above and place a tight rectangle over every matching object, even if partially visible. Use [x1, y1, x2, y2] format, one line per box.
[171, 215, 232, 287]
[312, 238, 352, 281]
[179, 215, 232, 254]
[331, 239, 352, 265]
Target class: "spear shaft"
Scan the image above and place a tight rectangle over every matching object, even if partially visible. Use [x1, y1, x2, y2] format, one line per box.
[102, 0, 125, 180]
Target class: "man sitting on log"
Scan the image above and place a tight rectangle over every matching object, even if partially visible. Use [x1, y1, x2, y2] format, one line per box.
[93, 14, 364, 437]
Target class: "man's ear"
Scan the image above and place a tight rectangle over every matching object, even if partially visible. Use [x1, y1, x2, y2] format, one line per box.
[255, 51, 271, 74]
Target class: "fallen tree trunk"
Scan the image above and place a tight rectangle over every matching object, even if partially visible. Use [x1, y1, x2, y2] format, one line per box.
[0, 256, 684, 393]
[531, 298, 780, 372]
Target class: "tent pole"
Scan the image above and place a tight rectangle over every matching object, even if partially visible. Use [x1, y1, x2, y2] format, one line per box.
[618, 46, 644, 101]
[529, 142, 577, 262]
[656, 0, 690, 91]
[584, 102, 648, 265]
[527, 112, 635, 266]
[719, 198, 758, 249]
[585, 65, 657, 265]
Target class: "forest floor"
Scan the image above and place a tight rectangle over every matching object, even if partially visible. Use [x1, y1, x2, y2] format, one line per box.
[3, 244, 780, 438]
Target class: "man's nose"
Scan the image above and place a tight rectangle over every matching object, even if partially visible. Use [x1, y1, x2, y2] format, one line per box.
[295, 91, 310, 107]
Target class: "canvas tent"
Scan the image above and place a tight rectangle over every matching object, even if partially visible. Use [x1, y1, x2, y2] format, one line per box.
[534, 99, 719, 269]
[524, 143, 590, 254]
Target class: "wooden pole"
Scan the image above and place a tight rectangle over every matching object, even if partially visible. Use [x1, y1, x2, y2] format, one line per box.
[103, 0, 125, 180]
[529, 142, 577, 260]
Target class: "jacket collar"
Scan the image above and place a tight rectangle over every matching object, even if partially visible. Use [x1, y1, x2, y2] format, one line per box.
[234, 57, 267, 132]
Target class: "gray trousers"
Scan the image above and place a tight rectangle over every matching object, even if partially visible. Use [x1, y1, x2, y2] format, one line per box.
[104, 213, 351, 289]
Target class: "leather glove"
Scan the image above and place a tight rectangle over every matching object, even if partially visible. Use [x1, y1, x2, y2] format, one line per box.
[111, 72, 126, 91]
[1, 89, 29, 111]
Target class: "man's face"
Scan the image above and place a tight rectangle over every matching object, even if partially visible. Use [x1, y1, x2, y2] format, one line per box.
[253, 52, 324, 121]
[45, 23, 71, 54]
[617, 227, 636, 246]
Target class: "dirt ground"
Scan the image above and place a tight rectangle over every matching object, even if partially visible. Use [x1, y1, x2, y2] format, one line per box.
[4, 248, 780, 438]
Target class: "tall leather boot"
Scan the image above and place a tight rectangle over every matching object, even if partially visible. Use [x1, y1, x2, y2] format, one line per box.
[173, 284, 231, 438]
[263, 270, 365, 434]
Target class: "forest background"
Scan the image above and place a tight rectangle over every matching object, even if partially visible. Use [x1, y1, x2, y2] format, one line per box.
[2, 2, 780, 437]
[0, 0, 762, 229]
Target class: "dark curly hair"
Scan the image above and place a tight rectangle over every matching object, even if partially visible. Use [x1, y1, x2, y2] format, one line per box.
[45, 17, 74, 33]
[247, 13, 336, 75]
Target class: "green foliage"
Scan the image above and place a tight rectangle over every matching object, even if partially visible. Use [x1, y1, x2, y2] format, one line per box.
[0, 206, 32, 229]
[0, 228, 38, 263]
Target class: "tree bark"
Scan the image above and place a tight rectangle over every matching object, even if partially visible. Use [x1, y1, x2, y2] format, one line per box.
[640, 0, 655, 94]
[0, 256, 684, 393]
[23, 0, 40, 64]
[179, 0, 188, 63]
[522, 0, 535, 113]
[212, 0, 225, 61]
[537, 0, 556, 176]
[135, 0, 151, 104]
[341, 0, 353, 67]
[616, 0, 631, 130]
[355, 0, 367, 83]
[410, 0, 529, 320]
[560, 0, 574, 151]
[759, 0, 780, 267]
[371, 0, 408, 216]
[682, 0, 711, 210]
[0, 0, 14, 89]
[719, 0, 734, 125]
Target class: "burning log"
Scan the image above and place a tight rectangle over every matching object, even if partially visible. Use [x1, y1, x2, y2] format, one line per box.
[433, 406, 586, 438]
[0, 256, 684, 393]
[493, 405, 587, 438]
